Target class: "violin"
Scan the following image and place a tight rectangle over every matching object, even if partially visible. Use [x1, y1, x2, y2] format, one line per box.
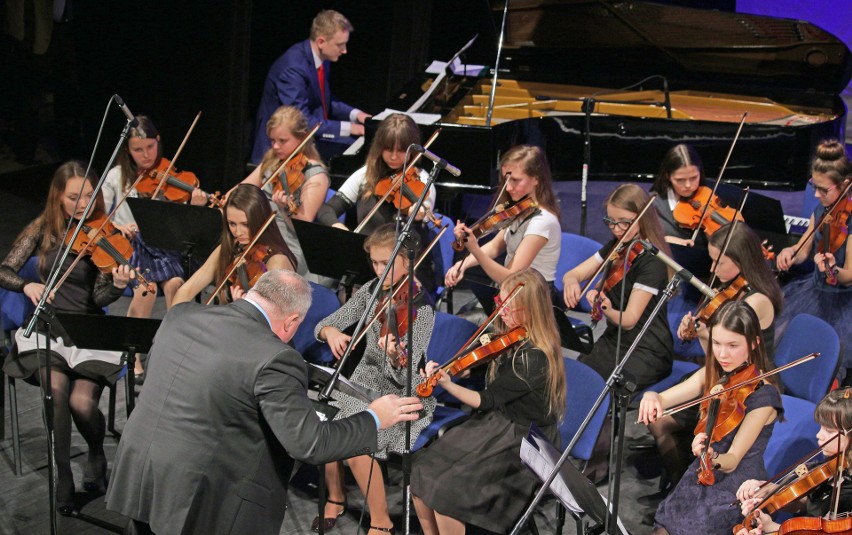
[590, 242, 646, 323]
[453, 195, 539, 251]
[682, 275, 751, 341]
[226, 243, 273, 296]
[268, 152, 310, 215]
[734, 455, 851, 534]
[375, 280, 423, 368]
[135, 158, 222, 208]
[778, 514, 852, 535]
[673, 186, 745, 237]
[373, 166, 443, 227]
[65, 211, 154, 294]
[416, 327, 528, 397]
[818, 196, 851, 286]
[694, 363, 760, 486]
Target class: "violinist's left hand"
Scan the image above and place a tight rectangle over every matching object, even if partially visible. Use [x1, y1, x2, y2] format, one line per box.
[585, 289, 611, 312]
[815, 252, 837, 273]
[231, 284, 246, 301]
[377, 333, 402, 365]
[413, 206, 428, 222]
[691, 432, 714, 458]
[271, 190, 294, 213]
[190, 188, 208, 206]
[421, 361, 452, 385]
[112, 265, 136, 289]
[454, 222, 476, 251]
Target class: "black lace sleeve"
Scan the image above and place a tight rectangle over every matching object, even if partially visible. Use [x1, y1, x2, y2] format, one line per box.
[92, 272, 127, 308]
[316, 192, 353, 227]
[0, 218, 43, 292]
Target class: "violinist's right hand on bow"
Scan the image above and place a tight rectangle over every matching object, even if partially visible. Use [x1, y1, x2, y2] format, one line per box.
[23, 282, 52, 306]
[665, 236, 695, 247]
[775, 246, 797, 271]
[637, 391, 664, 424]
[736, 479, 770, 503]
[320, 326, 351, 360]
[445, 260, 466, 288]
[562, 275, 582, 308]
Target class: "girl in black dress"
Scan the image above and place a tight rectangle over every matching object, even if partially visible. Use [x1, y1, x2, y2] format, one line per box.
[735, 388, 852, 534]
[411, 268, 566, 534]
[562, 183, 674, 390]
[0, 161, 137, 514]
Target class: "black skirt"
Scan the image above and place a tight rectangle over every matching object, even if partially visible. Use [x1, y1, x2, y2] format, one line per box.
[410, 410, 559, 533]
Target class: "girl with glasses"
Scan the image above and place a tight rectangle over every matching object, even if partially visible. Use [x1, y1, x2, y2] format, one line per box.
[775, 139, 852, 383]
[562, 183, 674, 390]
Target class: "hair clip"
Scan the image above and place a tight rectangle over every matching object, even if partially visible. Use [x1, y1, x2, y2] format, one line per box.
[844, 387, 851, 399]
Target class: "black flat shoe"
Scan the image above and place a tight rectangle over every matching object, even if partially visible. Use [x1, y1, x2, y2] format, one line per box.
[83, 451, 108, 494]
[57, 471, 75, 516]
[311, 498, 347, 532]
[368, 526, 395, 535]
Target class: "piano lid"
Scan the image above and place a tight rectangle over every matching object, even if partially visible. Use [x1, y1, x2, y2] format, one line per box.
[498, 0, 852, 101]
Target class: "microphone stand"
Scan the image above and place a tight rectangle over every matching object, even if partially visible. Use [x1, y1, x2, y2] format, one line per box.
[318, 157, 441, 535]
[580, 97, 594, 237]
[21, 116, 135, 534]
[511, 265, 688, 535]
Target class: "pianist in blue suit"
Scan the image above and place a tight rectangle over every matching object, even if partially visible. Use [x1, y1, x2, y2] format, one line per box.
[250, 10, 370, 164]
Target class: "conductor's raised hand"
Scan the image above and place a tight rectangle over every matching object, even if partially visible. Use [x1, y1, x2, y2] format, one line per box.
[368, 395, 423, 430]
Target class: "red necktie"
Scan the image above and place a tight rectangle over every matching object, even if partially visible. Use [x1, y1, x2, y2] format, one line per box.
[317, 64, 328, 119]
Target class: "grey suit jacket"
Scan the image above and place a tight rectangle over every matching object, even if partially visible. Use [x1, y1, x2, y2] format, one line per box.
[106, 299, 377, 534]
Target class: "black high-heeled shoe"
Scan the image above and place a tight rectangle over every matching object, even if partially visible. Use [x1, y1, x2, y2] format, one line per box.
[311, 498, 347, 532]
[56, 470, 75, 516]
[83, 451, 108, 494]
[368, 525, 395, 535]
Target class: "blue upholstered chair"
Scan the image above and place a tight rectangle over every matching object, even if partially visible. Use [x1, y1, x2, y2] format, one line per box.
[774, 314, 841, 405]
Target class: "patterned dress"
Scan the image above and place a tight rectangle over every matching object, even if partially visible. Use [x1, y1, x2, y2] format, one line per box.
[654, 383, 784, 535]
[314, 279, 436, 459]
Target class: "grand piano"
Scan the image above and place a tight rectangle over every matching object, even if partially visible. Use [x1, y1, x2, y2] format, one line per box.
[343, 0, 851, 191]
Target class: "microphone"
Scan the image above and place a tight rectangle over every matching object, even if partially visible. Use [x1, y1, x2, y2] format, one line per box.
[640, 240, 714, 299]
[114, 94, 139, 127]
[411, 144, 461, 177]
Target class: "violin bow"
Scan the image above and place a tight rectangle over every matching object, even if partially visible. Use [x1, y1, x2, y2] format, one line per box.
[152, 111, 202, 199]
[52, 172, 152, 295]
[205, 212, 277, 305]
[260, 122, 322, 191]
[576, 194, 657, 299]
[690, 112, 748, 244]
[354, 128, 442, 234]
[654, 352, 818, 420]
[346, 226, 448, 349]
[706, 188, 749, 291]
[782, 178, 852, 273]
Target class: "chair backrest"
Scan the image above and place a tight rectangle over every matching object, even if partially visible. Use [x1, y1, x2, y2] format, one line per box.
[554, 233, 602, 313]
[775, 314, 841, 404]
[426, 312, 478, 402]
[0, 256, 39, 333]
[560, 357, 610, 461]
[291, 282, 340, 364]
[764, 395, 819, 476]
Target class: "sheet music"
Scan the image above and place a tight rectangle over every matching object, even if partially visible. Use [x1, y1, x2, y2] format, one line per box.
[410, 34, 481, 114]
[521, 433, 630, 535]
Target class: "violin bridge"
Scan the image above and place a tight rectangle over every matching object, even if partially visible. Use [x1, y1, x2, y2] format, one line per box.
[795, 463, 809, 478]
[479, 333, 492, 346]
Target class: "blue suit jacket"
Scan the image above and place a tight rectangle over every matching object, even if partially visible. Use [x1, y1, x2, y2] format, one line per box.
[251, 39, 356, 164]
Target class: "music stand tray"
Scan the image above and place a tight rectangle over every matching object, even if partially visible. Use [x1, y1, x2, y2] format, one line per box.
[126, 198, 221, 279]
[292, 219, 373, 285]
[55, 312, 161, 415]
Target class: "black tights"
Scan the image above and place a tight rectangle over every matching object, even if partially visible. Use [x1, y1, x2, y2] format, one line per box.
[648, 414, 693, 489]
[39, 366, 106, 499]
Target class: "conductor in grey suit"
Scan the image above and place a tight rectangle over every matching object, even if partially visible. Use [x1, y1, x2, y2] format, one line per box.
[105, 270, 423, 534]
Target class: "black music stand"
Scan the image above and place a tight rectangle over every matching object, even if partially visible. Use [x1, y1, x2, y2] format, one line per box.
[55, 313, 161, 417]
[292, 219, 373, 297]
[126, 198, 221, 280]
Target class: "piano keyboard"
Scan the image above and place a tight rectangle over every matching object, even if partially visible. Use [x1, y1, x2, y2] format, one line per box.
[784, 215, 809, 235]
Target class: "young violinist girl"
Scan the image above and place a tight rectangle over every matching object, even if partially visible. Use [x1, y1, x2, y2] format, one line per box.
[639, 300, 783, 535]
[735, 388, 852, 535]
[775, 139, 852, 383]
[315, 112, 437, 235]
[650, 143, 708, 246]
[171, 184, 296, 306]
[411, 268, 566, 535]
[446, 144, 562, 302]
[102, 115, 209, 314]
[678, 222, 783, 359]
[242, 105, 329, 275]
[562, 183, 673, 390]
[314, 223, 436, 534]
[0, 161, 137, 514]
